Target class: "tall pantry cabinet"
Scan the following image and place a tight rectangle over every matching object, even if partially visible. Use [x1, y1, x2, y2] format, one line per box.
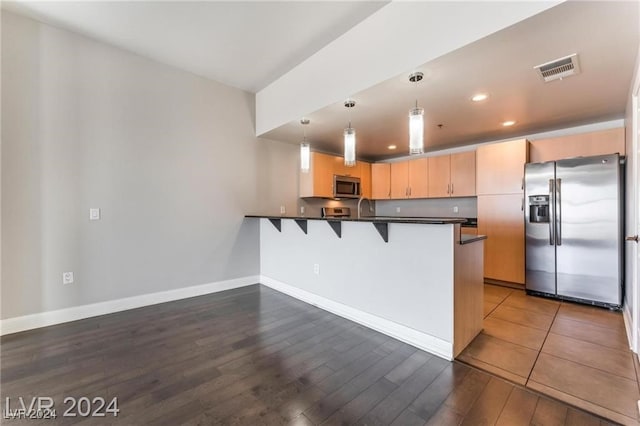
[476, 139, 529, 285]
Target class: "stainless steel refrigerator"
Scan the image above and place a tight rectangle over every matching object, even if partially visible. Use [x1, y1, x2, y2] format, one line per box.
[524, 153, 623, 308]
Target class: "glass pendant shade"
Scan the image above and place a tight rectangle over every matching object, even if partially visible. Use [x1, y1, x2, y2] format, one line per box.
[409, 107, 424, 155]
[343, 127, 356, 167]
[300, 142, 310, 173]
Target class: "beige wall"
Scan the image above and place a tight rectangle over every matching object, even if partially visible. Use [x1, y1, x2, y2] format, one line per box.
[0, 11, 297, 320]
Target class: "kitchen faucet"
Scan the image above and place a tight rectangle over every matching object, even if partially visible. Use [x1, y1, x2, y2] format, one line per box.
[357, 197, 373, 219]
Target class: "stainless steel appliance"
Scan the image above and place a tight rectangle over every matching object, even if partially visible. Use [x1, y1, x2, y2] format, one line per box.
[525, 154, 623, 308]
[333, 175, 360, 199]
[322, 207, 351, 218]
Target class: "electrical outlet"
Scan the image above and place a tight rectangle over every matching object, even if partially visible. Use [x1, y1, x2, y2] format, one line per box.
[396, 207, 401, 213]
[62, 272, 74, 285]
[280, 205, 286, 215]
[89, 208, 100, 220]
[313, 264, 320, 275]
[300, 206, 305, 215]
[453, 206, 459, 213]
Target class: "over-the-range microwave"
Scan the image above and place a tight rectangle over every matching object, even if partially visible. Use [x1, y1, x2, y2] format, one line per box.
[333, 175, 361, 199]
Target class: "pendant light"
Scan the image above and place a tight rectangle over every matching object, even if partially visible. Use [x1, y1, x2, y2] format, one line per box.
[343, 99, 356, 167]
[300, 118, 310, 173]
[408, 72, 424, 155]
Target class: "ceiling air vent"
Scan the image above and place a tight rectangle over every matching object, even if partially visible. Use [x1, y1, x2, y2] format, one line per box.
[534, 53, 580, 82]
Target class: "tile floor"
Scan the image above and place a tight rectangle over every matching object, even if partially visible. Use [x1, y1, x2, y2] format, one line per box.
[458, 284, 640, 425]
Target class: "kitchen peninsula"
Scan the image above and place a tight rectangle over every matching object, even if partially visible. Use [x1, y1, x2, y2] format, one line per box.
[247, 215, 486, 360]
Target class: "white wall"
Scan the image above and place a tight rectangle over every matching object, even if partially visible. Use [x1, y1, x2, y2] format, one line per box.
[0, 11, 294, 320]
[624, 37, 640, 352]
[259, 218, 455, 357]
[256, 1, 560, 135]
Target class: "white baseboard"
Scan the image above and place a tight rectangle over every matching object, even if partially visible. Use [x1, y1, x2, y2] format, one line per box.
[623, 301, 635, 352]
[260, 275, 453, 360]
[0, 276, 259, 336]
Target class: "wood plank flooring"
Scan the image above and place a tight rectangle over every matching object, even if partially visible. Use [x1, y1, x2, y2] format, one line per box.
[459, 284, 640, 425]
[1, 284, 611, 425]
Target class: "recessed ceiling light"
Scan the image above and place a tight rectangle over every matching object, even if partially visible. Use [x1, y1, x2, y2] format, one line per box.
[388, 144, 397, 150]
[471, 93, 488, 102]
[502, 120, 516, 127]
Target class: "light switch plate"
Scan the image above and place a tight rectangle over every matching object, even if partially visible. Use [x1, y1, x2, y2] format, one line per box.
[63, 272, 74, 285]
[89, 208, 100, 221]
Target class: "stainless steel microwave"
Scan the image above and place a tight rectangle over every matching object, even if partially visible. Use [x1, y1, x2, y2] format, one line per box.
[333, 175, 361, 199]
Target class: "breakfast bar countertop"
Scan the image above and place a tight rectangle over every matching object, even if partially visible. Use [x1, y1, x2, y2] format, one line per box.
[245, 215, 486, 245]
[245, 214, 467, 225]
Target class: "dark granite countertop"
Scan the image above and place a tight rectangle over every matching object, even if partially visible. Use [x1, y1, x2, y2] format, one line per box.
[245, 215, 467, 225]
[459, 234, 488, 245]
[246, 215, 486, 244]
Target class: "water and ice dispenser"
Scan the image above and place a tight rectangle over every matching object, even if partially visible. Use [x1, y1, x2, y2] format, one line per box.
[529, 195, 550, 223]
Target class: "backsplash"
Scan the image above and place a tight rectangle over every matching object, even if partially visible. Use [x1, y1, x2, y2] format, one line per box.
[298, 198, 370, 218]
[375, 197, 477, 218]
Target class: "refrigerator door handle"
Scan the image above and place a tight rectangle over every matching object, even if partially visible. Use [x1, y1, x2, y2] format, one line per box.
[548, 179, 555, 245]
[556, 178, 562, 246]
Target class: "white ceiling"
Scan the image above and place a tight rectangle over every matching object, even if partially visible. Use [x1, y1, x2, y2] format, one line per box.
[4, 1, 638, 161]
[2, 1, 387, 92]
[262, 1, 639, 160]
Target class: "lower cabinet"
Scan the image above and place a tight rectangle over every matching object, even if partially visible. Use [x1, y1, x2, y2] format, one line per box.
[477, 194, 525, 284]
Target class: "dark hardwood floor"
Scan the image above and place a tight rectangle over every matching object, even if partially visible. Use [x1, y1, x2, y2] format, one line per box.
[1, 285, 613, 425]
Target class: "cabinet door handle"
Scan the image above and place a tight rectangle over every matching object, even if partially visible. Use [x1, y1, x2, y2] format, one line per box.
[446, 184, 450, 194]
[409, 187, 412, 196]
[451, 183, 454, 195]
[521, 177, 524, 190]
[521, 197, 524, 211]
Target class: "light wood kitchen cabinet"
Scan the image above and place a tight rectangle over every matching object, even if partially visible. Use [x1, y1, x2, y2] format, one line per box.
[300, 152, 334, 198]
[450, 151, 476, 196]
[477, 194, 525, 284]
[390, 162, 409, 198]
[529, 127, 624, 163]
[428, 151, 476, 197]
[300, 152, 371, 198]
[407, 158, 429, 198]
[359, 161, 372, 199]
[389, 159, 428, 199]
[476, 139, 529, 195]
[428, 156, 451, 197]
[371, 163, 391, 199]
[461, 227, 478, 236]
[333, 156, 359, 177]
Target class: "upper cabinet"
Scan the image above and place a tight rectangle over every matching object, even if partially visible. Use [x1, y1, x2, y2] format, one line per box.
[371, 163, 391, 200]
[408, 158, 429, 198]
[450, 151, 476, 197]
[390, 162, 409, 199]
[476, 139, 529, 195]
[299, 152, 370, 198]
[427, 156, 451, 197]
[333, 156, 359, 178]
[359, 161, 372, 199]
[390, 158, 428, 199]
[428, 151, 476, 198]
[528, 128, 625, 163]
[300, 152, 333, 198]
[372, 153, 476, 200]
